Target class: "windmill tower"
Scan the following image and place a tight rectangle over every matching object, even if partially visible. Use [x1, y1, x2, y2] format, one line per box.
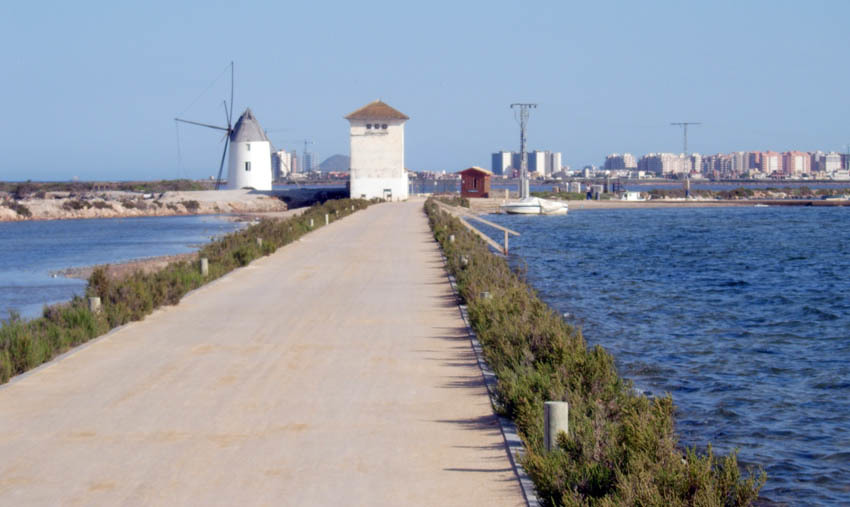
[226, 109, 272, 190]
[345, 100, 409, 201]
[175, 62, 272, 191]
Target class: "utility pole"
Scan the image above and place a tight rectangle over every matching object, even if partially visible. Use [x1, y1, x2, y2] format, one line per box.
[671, 121, 701, 198]
[511, 103, 537, 199]
[670, 121, 701, 155]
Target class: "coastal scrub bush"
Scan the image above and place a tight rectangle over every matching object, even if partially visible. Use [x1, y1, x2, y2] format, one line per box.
[424, 198, 765, 506]
[434, 195, 470, 208]
[62, 199, 92, 211]
[92, 201, 113, 210]
[0, 198, 373, 385]
[4, 201, 32, 217]
[183, 200, 201, 212]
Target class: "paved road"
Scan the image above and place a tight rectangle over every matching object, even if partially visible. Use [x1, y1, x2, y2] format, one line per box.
[0, 199, 524, 506]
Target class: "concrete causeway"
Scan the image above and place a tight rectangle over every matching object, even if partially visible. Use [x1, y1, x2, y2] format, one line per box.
[0, 199, 525, 506]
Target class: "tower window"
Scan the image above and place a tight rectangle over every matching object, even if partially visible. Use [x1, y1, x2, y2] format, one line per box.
[366, 124, 372, 129]
[245, 161, 251, 172]
[381, 124, 387, 129]
[246, 143, 251, 151]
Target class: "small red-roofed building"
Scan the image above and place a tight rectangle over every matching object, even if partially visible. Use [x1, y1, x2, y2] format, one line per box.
[460, 167, 492, 198]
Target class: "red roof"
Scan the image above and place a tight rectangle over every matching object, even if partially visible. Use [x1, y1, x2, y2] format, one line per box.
[345, 100, 409, 121]
[460, 166, 493, 176]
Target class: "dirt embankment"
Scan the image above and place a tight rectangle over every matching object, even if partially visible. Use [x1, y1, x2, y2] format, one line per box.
[0, 189, 288, 222]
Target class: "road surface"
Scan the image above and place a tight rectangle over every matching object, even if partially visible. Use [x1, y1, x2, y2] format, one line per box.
[0, 199, 525, 506]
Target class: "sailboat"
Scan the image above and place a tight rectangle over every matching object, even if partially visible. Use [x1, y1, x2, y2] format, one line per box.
[501, 196, 568, 215]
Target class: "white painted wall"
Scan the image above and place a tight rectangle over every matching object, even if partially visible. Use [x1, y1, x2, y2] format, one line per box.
[349, 119, 408, 201]
[227, 141, 272, 191]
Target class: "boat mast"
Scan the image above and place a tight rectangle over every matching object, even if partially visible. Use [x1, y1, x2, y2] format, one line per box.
[511, 103, 537, 199]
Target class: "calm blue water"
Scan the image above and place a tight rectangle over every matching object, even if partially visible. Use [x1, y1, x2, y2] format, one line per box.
[484, 207, 850, 506]
[0, 216, 243, 320]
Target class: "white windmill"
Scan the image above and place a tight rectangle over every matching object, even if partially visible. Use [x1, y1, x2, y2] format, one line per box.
[175, 62, 272, 191]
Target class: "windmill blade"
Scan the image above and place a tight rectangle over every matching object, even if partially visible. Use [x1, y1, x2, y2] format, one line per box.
[174, 117, 229, 131]
[228, 61, 234, 129]
[215, 135, 230, 190]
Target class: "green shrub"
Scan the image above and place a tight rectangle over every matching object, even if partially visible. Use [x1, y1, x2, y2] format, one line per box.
[92, 201, 113, 210]
[183, 200, 201, 212]
[6, 201, 32, 217]
[424, 198, 764, 506]
[62, 199, 92, 211]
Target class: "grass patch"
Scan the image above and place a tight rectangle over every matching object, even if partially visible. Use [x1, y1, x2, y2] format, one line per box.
[424, 198, 764, 506]
[0, 198, 372, 385]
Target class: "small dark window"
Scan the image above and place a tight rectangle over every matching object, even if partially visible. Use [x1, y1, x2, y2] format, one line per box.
[245, 161, 251, 172]
[381, 124, 388, 129]
[366, 124, 372, 129]
[246, 143, 251, 151]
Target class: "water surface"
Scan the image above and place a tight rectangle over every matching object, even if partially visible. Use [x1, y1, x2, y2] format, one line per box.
[484, 206, 850, 506]
[0, 215, 243, 320]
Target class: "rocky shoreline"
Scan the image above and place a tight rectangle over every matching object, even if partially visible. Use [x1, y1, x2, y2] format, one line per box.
[0, 189, 288, 222]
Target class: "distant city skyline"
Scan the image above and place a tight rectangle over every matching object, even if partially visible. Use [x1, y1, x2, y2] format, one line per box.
[2, 1, 849, 181]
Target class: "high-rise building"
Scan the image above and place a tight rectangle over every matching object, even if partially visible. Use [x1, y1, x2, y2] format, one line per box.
[528, 151, 547, 175]
[637, 153, 689, 175]
[491, 151, 512, 175]
[760, 151, 781, 174]
[549, 152, 562, 175]
[494, 150, 562, 177]
[303, 151, 319, 172]
[731, 152, 750, 176]
[782, 151, 809, 177]
[824, 152, 842, 173]
[272, 149, 294, 179]
[604, 153, 637, 170]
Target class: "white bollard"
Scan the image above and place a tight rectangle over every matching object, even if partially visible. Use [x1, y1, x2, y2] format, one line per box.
[88, 296, 101, 313]
[544, 401, 569, 451]
[200, 257, 209, 276]
[310, 218, 314, 228]
[256, 237, 263, 247]
[449, 234, 455, 243]
[325, 214, 329, 225]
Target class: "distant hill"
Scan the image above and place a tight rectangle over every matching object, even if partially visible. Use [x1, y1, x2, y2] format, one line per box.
[319, 154, 350, 172]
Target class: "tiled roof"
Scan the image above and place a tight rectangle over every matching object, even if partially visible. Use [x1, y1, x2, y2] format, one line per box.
[345, 100, 409, 121]
[461, 166, 493, 175]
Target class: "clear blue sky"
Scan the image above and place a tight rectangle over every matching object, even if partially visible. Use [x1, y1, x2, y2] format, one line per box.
[2, 0, 848, 181]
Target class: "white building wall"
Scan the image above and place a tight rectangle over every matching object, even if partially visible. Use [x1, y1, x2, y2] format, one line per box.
[528, 151, 547, 175]
[825, 152, 842, 173]
[549, 152, 562, 175]
[227, 140, 272, 191]
[349, 119, 408, 201]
